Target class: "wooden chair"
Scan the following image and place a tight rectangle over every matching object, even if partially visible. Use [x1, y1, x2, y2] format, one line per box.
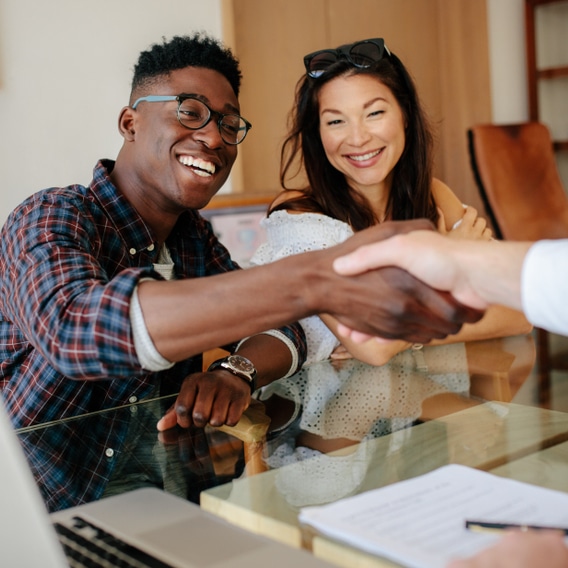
[467, 122, 568, 406]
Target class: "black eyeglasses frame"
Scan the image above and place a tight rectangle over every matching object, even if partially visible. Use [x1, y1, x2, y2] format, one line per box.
[131, 94, 252, 145]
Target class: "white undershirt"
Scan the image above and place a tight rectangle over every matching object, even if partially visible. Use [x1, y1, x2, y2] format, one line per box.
[130, 245, 175, 371]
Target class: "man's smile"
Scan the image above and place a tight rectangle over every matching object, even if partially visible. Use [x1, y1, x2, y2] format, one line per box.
[178, 154, 217, 177]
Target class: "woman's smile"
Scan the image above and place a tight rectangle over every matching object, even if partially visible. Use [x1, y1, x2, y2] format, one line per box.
[344, 147, 384, 164]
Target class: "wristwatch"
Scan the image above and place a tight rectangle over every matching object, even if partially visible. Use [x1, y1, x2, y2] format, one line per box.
[207, 354, 257, 392]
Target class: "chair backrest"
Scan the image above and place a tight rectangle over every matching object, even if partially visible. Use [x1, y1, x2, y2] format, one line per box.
[468, 122, 568, 241]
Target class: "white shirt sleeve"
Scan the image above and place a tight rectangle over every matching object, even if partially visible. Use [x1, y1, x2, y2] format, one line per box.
[130, 282, 175, 371]
[521, 239, 568, 336]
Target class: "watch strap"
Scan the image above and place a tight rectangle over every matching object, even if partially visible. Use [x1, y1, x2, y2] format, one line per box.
[207, 356, 256, 392]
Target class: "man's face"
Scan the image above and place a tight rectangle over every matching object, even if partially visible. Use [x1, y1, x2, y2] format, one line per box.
[127, 66, 240, 215]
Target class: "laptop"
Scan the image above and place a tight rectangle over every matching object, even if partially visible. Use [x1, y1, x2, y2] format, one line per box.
[0, 400, 331, 568]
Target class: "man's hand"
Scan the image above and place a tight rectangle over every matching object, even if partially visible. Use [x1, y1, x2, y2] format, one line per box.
[447, 530, 568, 568]
[334, 227, 527, 313]
[317, 221, 485, 344]
[157, 369, 251, 431]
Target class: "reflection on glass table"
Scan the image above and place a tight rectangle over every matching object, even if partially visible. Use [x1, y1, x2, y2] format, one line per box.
[14, 334, 539, 520]
[200, 334, 568, 553]
[253, 337, 535, 508]
[14, 394, 268, 512]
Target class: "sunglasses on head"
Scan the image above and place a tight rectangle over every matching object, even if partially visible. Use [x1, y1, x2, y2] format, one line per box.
[303, 38, 391, 79]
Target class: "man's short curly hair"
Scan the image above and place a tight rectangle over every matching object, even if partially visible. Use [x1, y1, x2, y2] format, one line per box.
[131, 32, 242, 98]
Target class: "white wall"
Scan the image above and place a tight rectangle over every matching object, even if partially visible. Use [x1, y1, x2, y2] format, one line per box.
[0, 0, 224, 223]
[486, 0, 528, 124]
[487, 0, 568, 186]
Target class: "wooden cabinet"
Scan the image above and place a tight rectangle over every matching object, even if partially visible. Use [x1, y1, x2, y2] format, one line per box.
[525, 0, 568, 153]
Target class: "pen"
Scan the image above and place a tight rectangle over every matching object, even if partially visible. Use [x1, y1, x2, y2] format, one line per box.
[465, 520, 568, 536]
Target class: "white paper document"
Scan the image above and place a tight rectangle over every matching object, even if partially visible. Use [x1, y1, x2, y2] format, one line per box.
[299, 464, 568, 568]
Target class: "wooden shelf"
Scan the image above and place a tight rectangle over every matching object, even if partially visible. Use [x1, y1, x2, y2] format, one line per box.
[553, 141, 568, 152]
[526, 0, 568, 132]
[203, 192, 276, 211]
[538, 66, 568, 79]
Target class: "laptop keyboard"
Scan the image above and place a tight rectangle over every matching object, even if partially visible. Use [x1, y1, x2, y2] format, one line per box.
[54, 516, 173, 568]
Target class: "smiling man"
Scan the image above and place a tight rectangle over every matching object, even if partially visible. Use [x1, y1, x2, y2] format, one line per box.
[0, 33, 482, 439]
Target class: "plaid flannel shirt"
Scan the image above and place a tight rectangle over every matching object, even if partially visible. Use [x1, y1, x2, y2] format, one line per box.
[0, 160, 306, 431]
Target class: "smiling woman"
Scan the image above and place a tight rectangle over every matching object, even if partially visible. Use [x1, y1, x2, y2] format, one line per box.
[316, 73, 407, 213]
[249, 37, 532, 367]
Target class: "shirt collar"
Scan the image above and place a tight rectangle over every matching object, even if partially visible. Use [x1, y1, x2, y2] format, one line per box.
[90, 159, 157, 255]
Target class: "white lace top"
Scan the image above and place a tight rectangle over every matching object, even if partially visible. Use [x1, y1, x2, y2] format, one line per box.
[250, 211, 354, 365]
[259, 345, 471, 506]
[260, 344, 470, 442]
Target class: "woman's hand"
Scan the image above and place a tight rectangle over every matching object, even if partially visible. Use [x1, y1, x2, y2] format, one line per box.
[438, 206, 493, 241]
[330, 344, 354, 360]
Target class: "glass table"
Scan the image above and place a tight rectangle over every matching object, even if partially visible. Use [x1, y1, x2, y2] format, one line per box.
[199, 334, 568, 565]
[14, 333, 568, 566]
[14, 392, 269, 512]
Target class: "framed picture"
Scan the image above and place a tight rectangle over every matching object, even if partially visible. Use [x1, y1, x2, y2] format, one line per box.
[201, 204, 268, 268]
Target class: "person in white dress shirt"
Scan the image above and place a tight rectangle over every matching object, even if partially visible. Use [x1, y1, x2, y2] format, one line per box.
[251, 37, 530, 367]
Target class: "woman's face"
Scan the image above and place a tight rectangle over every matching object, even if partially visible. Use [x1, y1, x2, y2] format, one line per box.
[317, 73, 406, 196]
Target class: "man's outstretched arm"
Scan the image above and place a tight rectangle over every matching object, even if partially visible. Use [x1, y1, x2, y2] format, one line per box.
[139, 220, 484, 363]
[335, 232, 568, 338]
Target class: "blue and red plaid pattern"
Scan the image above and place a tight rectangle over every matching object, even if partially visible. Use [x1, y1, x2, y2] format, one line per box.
[0, 160, 306, 429]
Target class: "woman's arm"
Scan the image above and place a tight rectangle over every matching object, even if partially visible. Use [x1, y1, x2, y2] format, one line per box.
[431, 178, 472, 230]
[432, 179, 533, 341]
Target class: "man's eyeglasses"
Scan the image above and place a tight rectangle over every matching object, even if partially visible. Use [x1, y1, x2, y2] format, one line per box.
[303, 38, 391, 79]
[131, 94, 252, 145]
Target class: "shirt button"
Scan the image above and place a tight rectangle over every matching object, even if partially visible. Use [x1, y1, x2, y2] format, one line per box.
[105, 448, 114, 458]
[147, 244, 155, 252]
[129, 248, 136, 255]
[129, 395, 138, 403]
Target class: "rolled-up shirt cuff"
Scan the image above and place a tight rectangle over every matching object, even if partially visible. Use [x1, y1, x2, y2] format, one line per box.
[130, 281, 175, 371]
[236, 330, 300, 378]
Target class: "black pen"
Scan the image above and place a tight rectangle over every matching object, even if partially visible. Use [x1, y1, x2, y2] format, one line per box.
[465, 520, 568, 536]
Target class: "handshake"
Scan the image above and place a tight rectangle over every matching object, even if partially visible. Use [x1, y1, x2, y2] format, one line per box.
[326, 218, 530, 344]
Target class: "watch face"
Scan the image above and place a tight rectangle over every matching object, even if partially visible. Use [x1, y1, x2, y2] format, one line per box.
[229, 355, 255, 374]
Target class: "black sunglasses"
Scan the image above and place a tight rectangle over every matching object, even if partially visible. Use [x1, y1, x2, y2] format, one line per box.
[303, 38, 391, 79]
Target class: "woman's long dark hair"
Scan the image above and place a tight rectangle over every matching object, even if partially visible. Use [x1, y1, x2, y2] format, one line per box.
[273, 50, 438, 232]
